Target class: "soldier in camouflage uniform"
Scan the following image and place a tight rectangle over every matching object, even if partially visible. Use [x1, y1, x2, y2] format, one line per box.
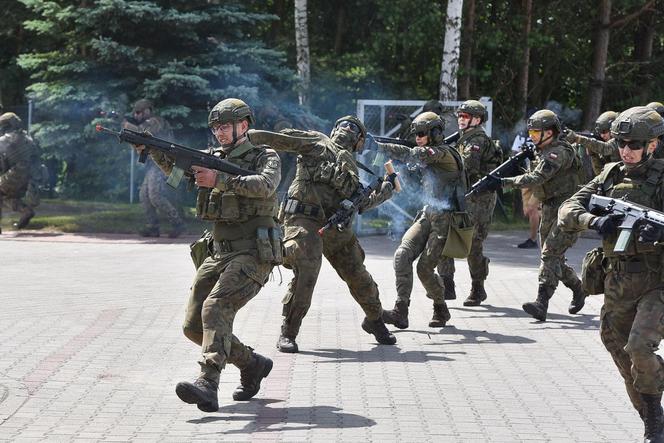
[373, 112, 467, 329]
[0, 113, 38, 233]
[436, 100, 502, 306]
[249, 116, 397, 353]
[126, 99, 184, 238]
[486, 110, 586, 321]
[558, 106, 664, 443]
[566, 111, 620, 176]
[140, 98, 280, 412]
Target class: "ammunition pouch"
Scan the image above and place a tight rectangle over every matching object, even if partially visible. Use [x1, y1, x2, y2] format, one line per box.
[196, 188, 276, 222]
[255, 227, 283, 265]
[581, 247, 605, 295]
[190, 230, 214, 270]
[442, 212, 475, 259]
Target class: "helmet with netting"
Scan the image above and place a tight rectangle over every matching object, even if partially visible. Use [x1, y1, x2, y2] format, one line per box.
[595, 111, 618, 133]
[610, 106, 664, 141]
[208, 98, 255, 127]
[527, 109, 561, 133]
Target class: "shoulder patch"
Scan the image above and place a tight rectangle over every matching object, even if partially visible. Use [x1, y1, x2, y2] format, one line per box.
[469, 144, 481, 152]
[548, 152, 558, 160]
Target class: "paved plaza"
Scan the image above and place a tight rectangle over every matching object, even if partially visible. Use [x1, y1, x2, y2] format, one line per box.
[0, 229, 645, 442]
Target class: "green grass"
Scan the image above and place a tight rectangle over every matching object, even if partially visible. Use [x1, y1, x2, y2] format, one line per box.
[2, 199, 208, 234]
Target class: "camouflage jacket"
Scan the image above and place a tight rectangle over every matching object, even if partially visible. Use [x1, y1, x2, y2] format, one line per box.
[568, 131, 620, 176]
[0, 130, 37, 197]
[249, 129, 393, 222]
[376, 140, 466, 212]
[456, 126, 501, 184]
[502, 139, 580, 203]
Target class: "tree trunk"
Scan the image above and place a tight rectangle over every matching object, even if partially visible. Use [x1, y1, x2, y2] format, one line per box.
[582, 0, 611, 131]
[457, 0, 475, 100]
[294, 0, 310, 107]
[439, 0, 464, 102]
[633, 9, 655, 62]
[334, 5, 345, 55]
[515, 0, 533, 120]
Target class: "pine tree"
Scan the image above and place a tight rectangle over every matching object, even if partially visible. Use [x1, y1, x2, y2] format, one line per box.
[18, 0, 304, 199]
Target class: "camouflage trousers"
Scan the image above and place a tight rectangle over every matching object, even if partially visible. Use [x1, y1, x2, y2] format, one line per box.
[280, 216, 383, 339]
[394, 208, 453, 306]
[600, 260, 664, 415]
[0, 194, 31, 223]
[140, 165, 182, 229]
[182, 249, 272, 384]
[538, 199, 582, 291]
[437, 191, 496, 282]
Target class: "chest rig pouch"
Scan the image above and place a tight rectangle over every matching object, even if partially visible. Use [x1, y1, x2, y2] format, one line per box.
[310, 146, 358, 199]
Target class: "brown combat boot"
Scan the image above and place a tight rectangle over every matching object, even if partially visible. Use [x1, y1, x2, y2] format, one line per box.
[168, 222, 185, 239]
[464, 280, 488, 306]
[139, 224, 160, 237]
[522, 285, 555, 321]
[175, 377, 219, 412]
[361, 317, 397, 344]
[233, 352, 273, 401]
[642, 393, 664, 443]
[14, 207, 35, 229]
[382, 300, 409, 329]
[429, 303, 451, 327]
[442, 275, 456, 300]
[568, 282, 587, 315]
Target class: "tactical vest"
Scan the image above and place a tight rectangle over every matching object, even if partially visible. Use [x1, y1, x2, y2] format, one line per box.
[424, 144, 468, 211]
[458, 127, 502, 182]
[196, 142, 278, 229]
[596, 159, 664, 256]
[539, 140, 581, 202]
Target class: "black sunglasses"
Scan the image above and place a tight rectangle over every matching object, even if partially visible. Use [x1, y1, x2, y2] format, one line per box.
[617, 139, 646, 151]
[338, 120, 360, 134]
[415, 131, 428, 138]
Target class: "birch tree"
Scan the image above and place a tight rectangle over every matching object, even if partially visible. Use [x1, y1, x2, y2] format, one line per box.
[294, 0, 311, 106]
[439, 0, 464, 102]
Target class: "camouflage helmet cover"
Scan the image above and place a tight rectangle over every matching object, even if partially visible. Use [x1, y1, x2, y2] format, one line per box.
[595, 111, 619, 133]
[133, 99, 153, 113]
[411, 111, 445, 142]
[646, 101, 664, 117]
[527, 109, 561, 133]
[457, 100, 486, 121]
[208, 98, 255, 127]
[333, 115, 367, 139]
[610, 106, 664, 141]
[422, 99, 444, 116]
[0, 112, 23, 133]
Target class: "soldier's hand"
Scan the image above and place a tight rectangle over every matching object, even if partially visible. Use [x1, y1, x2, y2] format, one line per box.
[483, 174, 503, 192]
[590, 214, 623, 239]
[191, 166, 218, 189]
[365, 133, 379, 151]
[132, 144, 147, 155]
[413, 146, 433, 161]
[637, 223, 664, 244]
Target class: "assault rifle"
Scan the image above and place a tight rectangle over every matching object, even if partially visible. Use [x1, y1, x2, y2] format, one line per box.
[369, 131, 460, 148]
[588, 194, 664, 253]
[95, 125, 254, 188]
[465, 141, 536, 197]
[318, 176, 384, 236]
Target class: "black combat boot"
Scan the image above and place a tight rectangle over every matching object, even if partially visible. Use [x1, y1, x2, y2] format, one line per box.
[276, 335, 299, 353]
[139, 225, 160, 237]
[568, 282, 587, 315]
[442, 275, 456, 300]
[233, 352, 273, 401]
[382, 300, 409, 329]
[522, 285, 554, 321]
[361, 317, 397, 344]
[175, 377, 219, 412]
[464, 280, 488, 307]
[429, 303, 451, 327]
[168, 222, 185, 239]
[14, 207, 34, 229]
[642, 393, 664, 443]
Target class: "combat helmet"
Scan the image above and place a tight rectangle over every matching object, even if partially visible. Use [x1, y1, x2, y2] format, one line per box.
[595, 111, 619, 134]
[0, 112, 23, 135]
[527, 109, 561, 133]
[208, 98, 255, 128]
[330, 115, 367, 151]
[457, 100, 487, 122]
[411, 111, 445, 144]
[422, 99, 444, 116]
[610, 106, 664, 141]
[646, 102, 664, 118]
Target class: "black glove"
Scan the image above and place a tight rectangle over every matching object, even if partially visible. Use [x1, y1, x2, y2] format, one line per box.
[637, 223, 664, 244]
[590, 214, 624, 239]
[386, 172, 398, 188]
[483, 175, 503, 192]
